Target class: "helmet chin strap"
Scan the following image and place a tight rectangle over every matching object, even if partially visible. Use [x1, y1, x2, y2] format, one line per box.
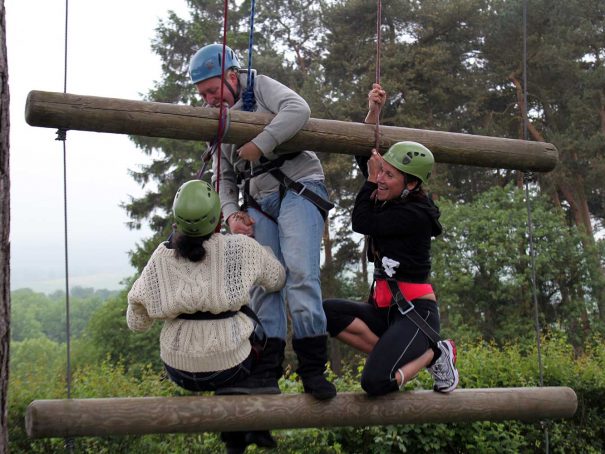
[224, 76, 240, 104]
[400, 174, 420, 199]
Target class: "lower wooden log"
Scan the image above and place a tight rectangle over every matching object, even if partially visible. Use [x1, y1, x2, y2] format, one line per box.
[26, 387, 577, 438]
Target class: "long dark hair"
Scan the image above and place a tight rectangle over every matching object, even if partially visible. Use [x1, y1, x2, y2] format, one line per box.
[173, 231, 213, 262]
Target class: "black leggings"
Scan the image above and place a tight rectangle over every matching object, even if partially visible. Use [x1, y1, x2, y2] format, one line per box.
[323, 298, 439, 396]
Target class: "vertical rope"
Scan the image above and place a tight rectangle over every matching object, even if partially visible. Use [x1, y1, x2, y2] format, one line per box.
[61, 0, 71, 405]
[242, 0, 257, 112]
[374, 0, 382, 151]
[214, 0, 230, 196]
[59, 0, 74, 451]
[522, 0, 548, 451]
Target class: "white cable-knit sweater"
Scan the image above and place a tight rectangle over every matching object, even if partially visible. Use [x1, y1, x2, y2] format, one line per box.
[127, 234, 285, 373]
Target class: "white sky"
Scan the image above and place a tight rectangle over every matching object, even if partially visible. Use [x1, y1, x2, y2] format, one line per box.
[7, 0, 189, 293]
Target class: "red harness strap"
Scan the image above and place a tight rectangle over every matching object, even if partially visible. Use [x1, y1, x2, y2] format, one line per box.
[372, 280, 434, 308]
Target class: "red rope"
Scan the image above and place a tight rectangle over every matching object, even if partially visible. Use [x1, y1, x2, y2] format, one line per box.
[374, 0, 382, 151]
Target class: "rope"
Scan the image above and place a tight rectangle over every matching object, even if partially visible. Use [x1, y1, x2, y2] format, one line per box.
[196, 107, 230, 180]
[521, 0, 549, 451]
[374, 0, 382, 151]
[242, 0, 257, 112]
[214, 0, 230, 196]
[57, 0, 74, 451]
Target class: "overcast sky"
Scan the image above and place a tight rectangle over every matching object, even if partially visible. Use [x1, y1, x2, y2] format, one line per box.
[7, 0, 189, 293]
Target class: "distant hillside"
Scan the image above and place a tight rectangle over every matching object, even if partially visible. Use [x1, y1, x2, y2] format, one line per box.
[10, 287, 118, 342]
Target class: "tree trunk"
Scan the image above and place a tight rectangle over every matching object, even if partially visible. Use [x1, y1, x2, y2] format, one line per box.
[508, 72, 546, 143]
[510, 72, 602, 323]
[557, 180, 593, 237]
[0, 1, 11, 451]
[600, 87, 605, 134]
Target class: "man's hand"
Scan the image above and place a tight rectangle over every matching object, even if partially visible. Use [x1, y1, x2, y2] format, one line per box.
[237, 142, 262, 161]
[227, 211, 255, 236]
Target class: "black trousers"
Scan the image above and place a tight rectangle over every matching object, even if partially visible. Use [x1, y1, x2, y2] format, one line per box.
[323, 298, 439, 396]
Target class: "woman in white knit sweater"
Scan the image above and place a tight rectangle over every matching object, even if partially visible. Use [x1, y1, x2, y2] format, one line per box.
[127, 180, 285, 453]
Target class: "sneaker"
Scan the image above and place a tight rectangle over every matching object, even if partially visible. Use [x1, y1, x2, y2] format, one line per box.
[427, 339, 459, 393]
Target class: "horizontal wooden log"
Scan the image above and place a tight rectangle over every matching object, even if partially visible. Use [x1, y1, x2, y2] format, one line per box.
[25, 90, 558, 172]
[26, 387, 576, 438]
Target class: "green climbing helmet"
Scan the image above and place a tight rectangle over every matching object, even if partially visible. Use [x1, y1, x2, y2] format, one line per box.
[382, 141, 434, 184]
[173, 180, 221, 237]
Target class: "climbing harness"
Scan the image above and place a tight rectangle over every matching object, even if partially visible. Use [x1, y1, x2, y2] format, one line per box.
[385, 277, 441, 345]
[237, 153, 334, 222]
[177, 305, 267, 356]
[193, 0, 334, 223]
[230, 0, 332, 222]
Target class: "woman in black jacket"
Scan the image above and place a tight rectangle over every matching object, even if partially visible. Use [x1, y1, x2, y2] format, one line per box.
[323, 86, 459, 396]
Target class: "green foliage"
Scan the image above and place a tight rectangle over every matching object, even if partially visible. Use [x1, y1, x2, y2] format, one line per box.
[432, 185, 605, 346]
[10, 287, 112, 342]
[78, 289, 162, 373]
[9, 338, 65, 379]
[9, 336, 604, 453]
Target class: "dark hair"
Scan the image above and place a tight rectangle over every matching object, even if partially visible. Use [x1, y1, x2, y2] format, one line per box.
[403, 173, 428, 201]
[174, 231, 212, 262]
[404, 173, 421, 185]
[381, 172, 424, 203]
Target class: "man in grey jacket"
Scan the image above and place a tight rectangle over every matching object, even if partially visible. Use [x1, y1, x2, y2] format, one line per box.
[189, 44, 336, 403]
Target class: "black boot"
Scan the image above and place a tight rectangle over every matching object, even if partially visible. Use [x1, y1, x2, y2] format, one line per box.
[220, 431, 248, 454]
[245, 430, 277, 449]
[216, 338, 286, 395]
[292, 335, 337, 400]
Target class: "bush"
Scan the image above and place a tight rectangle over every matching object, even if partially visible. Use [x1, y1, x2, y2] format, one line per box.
[8, 336, 605, 453]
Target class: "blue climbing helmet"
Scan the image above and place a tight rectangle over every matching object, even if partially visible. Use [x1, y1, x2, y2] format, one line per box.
[189, 44, 241, 85]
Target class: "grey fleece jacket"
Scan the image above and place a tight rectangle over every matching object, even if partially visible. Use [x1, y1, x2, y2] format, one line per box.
[211, 71, 325, 220]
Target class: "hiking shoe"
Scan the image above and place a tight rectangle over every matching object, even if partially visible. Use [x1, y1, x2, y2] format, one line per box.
[427, 339, 459, 393]
[221, 431, 248, 454]
[301, 374, 337, 401]
[245, 430, 277, 449]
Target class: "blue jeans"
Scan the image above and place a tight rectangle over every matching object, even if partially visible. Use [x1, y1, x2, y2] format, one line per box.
[248, 180, 328, 339]
[164, 355, 253, 392]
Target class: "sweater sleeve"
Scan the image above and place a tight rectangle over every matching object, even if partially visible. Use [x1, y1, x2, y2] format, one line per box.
[250, 240, 286, 292]
[126, 274, 155, 332]
[251, 75, 311, 160]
